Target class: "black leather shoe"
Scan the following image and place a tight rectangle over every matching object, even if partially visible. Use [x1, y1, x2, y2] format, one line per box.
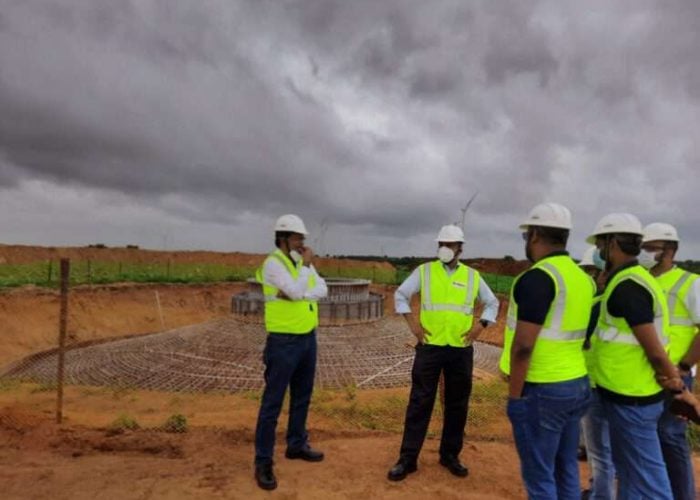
[387, 460, 417, 481]
[439, 456, 469, 477]
[285, 446, 324, 462]
[255, 464, 277, 490]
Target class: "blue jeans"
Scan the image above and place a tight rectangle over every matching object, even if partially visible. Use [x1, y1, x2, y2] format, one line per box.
[658, 374, 695, 500]
[254, 331, 317, 466]
[507, 376, 591, 500]
[581, 389, 615, 499]
[600, 397, 672, 500]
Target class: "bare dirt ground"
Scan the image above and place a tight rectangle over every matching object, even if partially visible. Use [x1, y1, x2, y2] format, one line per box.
[0, 405, 526, 500]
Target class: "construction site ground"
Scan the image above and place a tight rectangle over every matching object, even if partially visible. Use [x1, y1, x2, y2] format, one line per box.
[1, 246, 699, 499]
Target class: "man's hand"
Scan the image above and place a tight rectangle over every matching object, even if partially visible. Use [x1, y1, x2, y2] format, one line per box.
[463, 322, 486, 345]
[301, 246, 314, 265]
[402, 313, 428, 344]
[656, 373, 684, 392]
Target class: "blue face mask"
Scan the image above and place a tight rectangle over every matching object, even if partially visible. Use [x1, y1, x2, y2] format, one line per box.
[592, 248, 606, 271]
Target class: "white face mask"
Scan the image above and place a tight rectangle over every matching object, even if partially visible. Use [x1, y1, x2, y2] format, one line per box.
[638, 249, 659, 269]
[289, 250, 302, 263]
[592, 248, 606, 271]
[437, 246, 455, 264]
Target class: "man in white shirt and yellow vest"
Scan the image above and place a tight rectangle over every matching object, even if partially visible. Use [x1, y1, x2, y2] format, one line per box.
[588, 213, 685, 499]
[388, 224, 499, 481]
[253, 214, 328, 491]
[499, 203, 594, 499]
[641, 222, 700, 500]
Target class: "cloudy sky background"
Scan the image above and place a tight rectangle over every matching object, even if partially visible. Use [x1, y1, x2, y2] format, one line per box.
[1, 0, 698, 259]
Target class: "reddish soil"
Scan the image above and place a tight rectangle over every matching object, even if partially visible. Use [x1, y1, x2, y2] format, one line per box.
[0, 244, 395, 274]
[464, 258, 530, 276]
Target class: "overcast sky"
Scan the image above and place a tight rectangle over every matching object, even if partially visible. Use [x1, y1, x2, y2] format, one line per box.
[1, 1, 698, 259]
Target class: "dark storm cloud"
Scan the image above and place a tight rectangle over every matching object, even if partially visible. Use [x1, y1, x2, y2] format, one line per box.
[0, 0, 699, 256]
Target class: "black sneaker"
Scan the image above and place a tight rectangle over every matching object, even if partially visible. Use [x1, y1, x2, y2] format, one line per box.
[255, 463, 277, 490]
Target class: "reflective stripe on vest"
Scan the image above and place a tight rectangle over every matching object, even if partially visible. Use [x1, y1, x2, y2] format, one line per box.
[419, 261, 479, 347]
[257, 250, 318, 334]
[591, 265, 670, 396]
[499, 254, 593, 382]
[421, 263, 476, 315]
[655, 268, 699, 363]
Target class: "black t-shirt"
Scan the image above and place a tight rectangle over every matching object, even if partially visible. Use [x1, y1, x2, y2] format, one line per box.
[607, 279, 655, 326]
[513, 268, 556, 325]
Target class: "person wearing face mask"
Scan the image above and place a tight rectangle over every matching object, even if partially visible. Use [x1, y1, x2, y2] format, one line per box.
[578, 245, 615, 500]
[641, 222, 700, 500]
[252, 214, 328, 491]
[388, 224, 499, 481]
[587, 213, 685, 500]
[499, 202, 595, 500]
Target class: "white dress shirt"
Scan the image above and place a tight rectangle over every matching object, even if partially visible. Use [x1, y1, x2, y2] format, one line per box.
[261, 255, 328, 301]
[394, 263, 500, 323]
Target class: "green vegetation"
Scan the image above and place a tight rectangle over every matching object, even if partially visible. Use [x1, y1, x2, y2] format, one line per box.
[109, 414, 140, 431]
[162, 413, 188, 433]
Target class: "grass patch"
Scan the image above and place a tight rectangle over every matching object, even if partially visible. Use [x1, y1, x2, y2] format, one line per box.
[162, 414, 188, 433]
[109, 414, 140, 431]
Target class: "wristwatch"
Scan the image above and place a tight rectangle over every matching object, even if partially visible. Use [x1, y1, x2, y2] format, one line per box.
[479, 319, 489, 328]
[678, 361, 692, 372]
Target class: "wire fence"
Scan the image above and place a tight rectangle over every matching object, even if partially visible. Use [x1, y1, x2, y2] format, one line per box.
[0, 259, 512, 441]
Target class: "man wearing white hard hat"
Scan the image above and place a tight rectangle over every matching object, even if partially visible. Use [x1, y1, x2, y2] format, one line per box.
[499, 203, 595, 499]
[587, 213, 684, 499]
[642, 222, 700, 500]
[387, 224, 499, 481]
[253, 214, 328, 490]
[578, 245, 615, 500]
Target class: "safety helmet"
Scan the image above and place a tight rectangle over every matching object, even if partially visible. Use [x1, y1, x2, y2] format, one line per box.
[642, 222, 679, 243]
[274, 214, 308, 235]
[579, 246, 597, 267]
[519, 203, 572, 230]
[586, 213, 643, 244]
[435, 225, 464, 243]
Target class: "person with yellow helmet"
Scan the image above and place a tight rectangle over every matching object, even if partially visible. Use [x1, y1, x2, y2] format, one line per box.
[499, 202, 595, 499]
[588, 213, 685, 499]
[253, 214, 328, 491]
[387, 224, 499, 481]
[641, 222, 700, 500]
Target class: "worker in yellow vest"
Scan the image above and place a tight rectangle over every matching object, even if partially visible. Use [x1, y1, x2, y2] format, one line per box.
[588, 213, 685, 499]
[641, 222, 700, 500]
[253, 214, 328, 491]
[499, 202, 595, 499]
[388, 224, 499, 481]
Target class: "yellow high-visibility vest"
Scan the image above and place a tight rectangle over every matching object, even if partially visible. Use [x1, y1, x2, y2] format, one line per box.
[499, 255, 594, 382]
[419, 261, 480, 347]
[591, 265, 670, 396]
[256, 249, 318, 334]
[654, 267, 699, 364]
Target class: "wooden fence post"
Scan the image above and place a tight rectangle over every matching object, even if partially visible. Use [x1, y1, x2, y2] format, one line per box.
[56, 258, 70, 424]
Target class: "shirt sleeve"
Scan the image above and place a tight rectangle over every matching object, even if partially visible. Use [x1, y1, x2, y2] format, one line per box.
[607, 280, 655, 326]
[394, 267, 421, 314]
[513, 268, 556, 325]
[262, 258, 326, 301]
[477, 276, 499, 324]
[305, 265, 328, 300]
[681, 275, 700, 324]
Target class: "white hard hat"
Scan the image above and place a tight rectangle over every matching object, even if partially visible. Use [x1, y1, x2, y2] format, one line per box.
[274, 214, 308, 235]
[642, 222, 679, 243]
[579, 246, 597, 267]
[435, 225, 464, 243]
[586, 213, 643, 244]
[519, 203, 572, 230]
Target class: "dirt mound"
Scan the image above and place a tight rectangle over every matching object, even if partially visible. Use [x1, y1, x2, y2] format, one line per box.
[0, 244, 395, 273]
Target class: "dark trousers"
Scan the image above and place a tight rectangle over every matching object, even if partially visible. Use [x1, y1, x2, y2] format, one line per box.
[399, 344, 474, 462]
[254, 331, 317, 466]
